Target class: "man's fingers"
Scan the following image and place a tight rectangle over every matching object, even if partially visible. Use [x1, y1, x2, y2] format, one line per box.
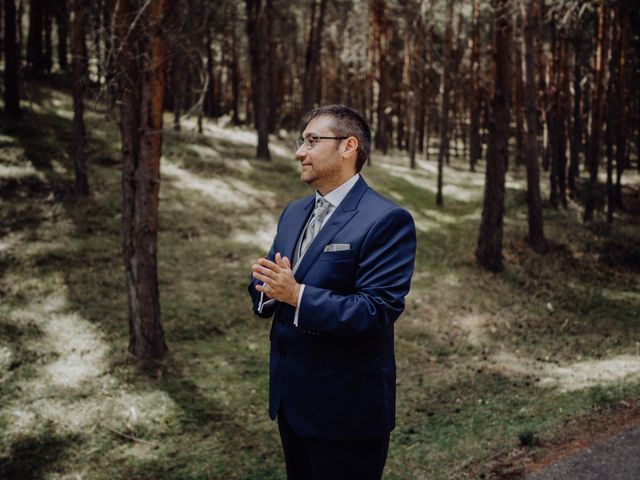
[252, 271, 267, 283]
[282, 256, 292, 268]
[252, 265, 277, 279]
[258, 258, 281, 272]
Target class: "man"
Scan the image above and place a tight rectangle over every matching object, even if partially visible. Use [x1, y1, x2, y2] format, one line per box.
[248, 105, 416, 479]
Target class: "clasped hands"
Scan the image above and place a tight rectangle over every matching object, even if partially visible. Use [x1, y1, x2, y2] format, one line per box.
[252, 252, 300, 307]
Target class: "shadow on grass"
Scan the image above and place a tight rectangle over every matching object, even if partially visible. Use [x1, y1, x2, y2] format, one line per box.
[154, 365, 227, 428]
[0, 428, 79, 480]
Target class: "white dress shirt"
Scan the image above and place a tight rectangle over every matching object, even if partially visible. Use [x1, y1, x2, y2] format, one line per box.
[258, 174, 361, 326]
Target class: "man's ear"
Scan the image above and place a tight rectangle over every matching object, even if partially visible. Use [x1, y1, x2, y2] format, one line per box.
[342, 136, 359, 163]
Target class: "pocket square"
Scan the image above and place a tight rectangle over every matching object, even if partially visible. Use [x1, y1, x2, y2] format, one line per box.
[324, 243, 351, 252]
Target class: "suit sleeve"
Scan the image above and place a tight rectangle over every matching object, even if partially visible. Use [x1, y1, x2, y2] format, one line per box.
[298, 207, 416, 337]
[247, 204, 289, 318]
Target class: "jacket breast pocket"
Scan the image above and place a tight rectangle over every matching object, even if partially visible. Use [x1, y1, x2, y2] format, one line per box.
[318, 249, 355, 262]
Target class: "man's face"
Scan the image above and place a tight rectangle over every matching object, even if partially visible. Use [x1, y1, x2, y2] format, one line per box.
[296, 115, 343, 191]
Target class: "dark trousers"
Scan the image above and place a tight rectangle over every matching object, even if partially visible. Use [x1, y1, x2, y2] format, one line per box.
[277, 407, 390, 480]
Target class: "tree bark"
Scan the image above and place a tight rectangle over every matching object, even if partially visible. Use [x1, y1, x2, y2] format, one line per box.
[523, 0, 545, 253]
[4, 0, 21, 116]
[55, 0, 69, 70]
[246, 0, 271, 160]
[476, 0, 511, 272]
[114, 0, 168, 360]
[43, 0, 53, 73]
[513, 8, 525, 167]
[468, 0, 481, 172]
[584, 4, 609, 222]
[27, 0, 45, 75]
[71, 0, 88, 195]
[614, 5, 629, 210]
[568, 36, 583, 196]
[302, 0, 327, 114]
[436, 0, 454, 206]
[557, 33, 569, 208]
[172, 54, 184, 131]
[373, 0, 389, 154]
[547, 16, 559, 208]
[230, 9, 241, 125]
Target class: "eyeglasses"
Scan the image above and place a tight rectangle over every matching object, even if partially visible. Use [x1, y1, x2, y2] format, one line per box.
[296, 136, 348, 150]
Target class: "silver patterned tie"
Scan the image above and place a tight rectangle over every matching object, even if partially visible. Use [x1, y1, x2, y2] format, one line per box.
[298, 197, 332, 261]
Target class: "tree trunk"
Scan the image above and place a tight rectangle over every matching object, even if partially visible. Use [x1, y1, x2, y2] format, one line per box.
[436, 0, 454, 206]
[302, 0, 327, 114]
[513, 8, 525, 167]
[4, 0, 20, 116]
[584, 4, 609, 222]
[373, 0, 389, 154]
[71, 0, 88, 195]
[547, 16, 559, 208]
[476, 0, 511, 272]
[614, 5, 630, 209]
[27, 0, 45, 75]
[469, 0, 480, 172]
[17, 1, 24, 52]
[536, 6, 550, 173]
[246, 0, 271, 160]
[102, 0, 116, 105]
[172, 54, 184, 131]
[403, 6, 417, 168]
[43, 1, 53, 73]
[557, 33, 569, 208]
[55, 0, 69, 71]
[230, 11, 241, 125]
[523, 0, 545, 253]
[568, 37, 583, 196]
[605, 75, 615, 223]
[114, 0, 168, 360]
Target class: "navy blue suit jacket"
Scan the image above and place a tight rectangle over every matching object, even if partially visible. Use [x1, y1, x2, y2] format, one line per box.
[248, 176, 416, 441]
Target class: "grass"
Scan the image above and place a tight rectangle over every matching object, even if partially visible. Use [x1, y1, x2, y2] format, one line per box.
[1, 82, 640, 479]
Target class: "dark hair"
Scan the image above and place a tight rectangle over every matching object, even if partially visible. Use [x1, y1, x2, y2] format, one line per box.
[302, 104, 371, 172]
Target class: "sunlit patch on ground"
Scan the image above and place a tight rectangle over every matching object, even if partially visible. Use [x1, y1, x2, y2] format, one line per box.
[162, 158, 276, 208]
[412, 208, 481, 232]
[230, 212, 278, 252]
[204, 122, 258, 145]
[379, 162, 485, 203]
[489, 352, 640, 392]
[186, 142, 222, 160]
[0, 345, 12, 372]
[0, 164, 45, 180]
[2, 282, 180, 434]
[269, 142, 296, 159]
[452, 314, 489, 346]
[223, 158, 255, 173]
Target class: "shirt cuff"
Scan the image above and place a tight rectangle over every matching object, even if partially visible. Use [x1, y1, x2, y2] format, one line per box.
[293, 284, 305, 327]
[257, 290, 276, 313]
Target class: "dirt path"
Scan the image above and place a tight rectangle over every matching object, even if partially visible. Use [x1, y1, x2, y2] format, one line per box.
[485, 402, 640, 479]
[526, 424, 640, 479]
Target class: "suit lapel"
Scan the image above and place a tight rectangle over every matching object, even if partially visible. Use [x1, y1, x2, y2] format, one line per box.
[293, 176, 368, 282]
[282, 196, 314, 262]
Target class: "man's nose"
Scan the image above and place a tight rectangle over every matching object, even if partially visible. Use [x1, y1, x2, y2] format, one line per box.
[296, 146, 307, 161]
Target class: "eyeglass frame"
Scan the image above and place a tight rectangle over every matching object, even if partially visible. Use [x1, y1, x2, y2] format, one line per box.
[296, 135, 349, 150]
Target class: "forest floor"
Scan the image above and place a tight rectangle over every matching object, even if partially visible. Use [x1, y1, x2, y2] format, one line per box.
[1, 82, 640, 479]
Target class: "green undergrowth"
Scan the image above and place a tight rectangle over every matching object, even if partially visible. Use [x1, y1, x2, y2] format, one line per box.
[1, 84, 639, 479]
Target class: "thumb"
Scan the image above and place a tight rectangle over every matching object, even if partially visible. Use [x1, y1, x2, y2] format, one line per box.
[275, 252, 284, 266]
[282, 256, 292, 269]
